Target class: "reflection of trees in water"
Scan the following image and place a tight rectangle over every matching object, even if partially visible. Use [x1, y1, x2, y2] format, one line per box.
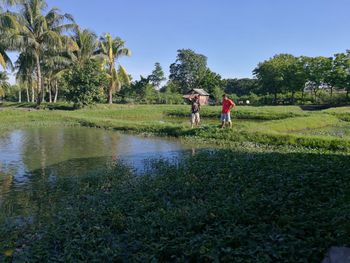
[21, 127, 120, 173]
[0, 157, 115, 221]
[0, 127, 123, 220]
[0, 173, 13, 203]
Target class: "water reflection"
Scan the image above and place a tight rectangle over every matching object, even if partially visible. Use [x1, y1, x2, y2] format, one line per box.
[0, 127, 196, 200]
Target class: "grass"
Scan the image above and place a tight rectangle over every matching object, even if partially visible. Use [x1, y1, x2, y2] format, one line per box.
[1, 104, 350, 151]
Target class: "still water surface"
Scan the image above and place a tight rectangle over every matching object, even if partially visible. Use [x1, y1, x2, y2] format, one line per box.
[0, 126, 197, 199]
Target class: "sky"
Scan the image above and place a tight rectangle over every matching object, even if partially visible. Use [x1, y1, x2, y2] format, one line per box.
[7, 0, 350, 83]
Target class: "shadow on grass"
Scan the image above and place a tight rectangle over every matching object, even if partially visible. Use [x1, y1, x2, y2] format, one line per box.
[0, 102, 75, 111]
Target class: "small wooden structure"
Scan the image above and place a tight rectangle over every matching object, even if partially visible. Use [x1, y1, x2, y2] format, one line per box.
[183, 89, 210, 105]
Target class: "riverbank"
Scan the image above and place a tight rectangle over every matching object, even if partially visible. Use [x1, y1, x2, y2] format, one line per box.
[1, 103, 350, 151]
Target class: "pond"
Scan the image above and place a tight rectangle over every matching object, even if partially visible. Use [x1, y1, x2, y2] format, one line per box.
[0, 126, 199, 200]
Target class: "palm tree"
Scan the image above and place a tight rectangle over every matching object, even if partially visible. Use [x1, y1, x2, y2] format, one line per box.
[0, 71, 10, 100]
[69, 28, 98, 66]
[95, 33, 131, 104]
[15, 49, 36, 102]
[4, 0, 76, 105]
[0, 42, 12, 70]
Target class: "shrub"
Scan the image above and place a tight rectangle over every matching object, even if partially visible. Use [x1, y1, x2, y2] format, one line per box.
[64, 61, 108, 108]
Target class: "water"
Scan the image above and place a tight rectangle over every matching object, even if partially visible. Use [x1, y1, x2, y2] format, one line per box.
[0, 126, 197, 199]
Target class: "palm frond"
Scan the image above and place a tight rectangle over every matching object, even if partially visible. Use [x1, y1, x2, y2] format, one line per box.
[118, 65, 130, 85]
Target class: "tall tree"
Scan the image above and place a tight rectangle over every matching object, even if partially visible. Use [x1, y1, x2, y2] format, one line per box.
[69, 28, 98, 66]
[4, 0, 76, 104]
[302, 56, 331, 101]
[332, 51, 350, 98]
[254, 54, 307, 103]
[148, 62, 165, 89]
[196, 68, 225, 96]
[15, 50, 36, 102]
[253, 57, 284, 103]
[169, 49, 207, 93]
[95, 33, 131, 104]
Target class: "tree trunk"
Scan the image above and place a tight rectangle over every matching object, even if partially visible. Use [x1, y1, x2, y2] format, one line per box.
[31, 83, 35, 103]
[313, 89, 318, 103]
[301, 91, 304, 105]
[48, 83, 52, 103]
[36, 54, 42, 105]
[291, 91, 295, 105]
[42, 85, 46, 103]
[18, 90, 21, 103]
[54, 80, 58, 103]
[330, 86, 333, 98]
[26, 85, 30, 102]
[108, 85, 113, 104]
[108, 64, 115, 104]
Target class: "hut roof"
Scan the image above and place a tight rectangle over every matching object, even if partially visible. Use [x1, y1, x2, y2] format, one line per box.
[186, 89, 210, 96]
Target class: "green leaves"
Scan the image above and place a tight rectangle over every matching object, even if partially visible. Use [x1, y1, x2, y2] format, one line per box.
[1, 147, 350, 262]
[169, 49, 208, 93]
[64, 60, 108, 108]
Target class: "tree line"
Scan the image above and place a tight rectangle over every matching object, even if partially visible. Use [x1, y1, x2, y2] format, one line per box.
[1, 0, 350, 106]
[0, 0, 131, 107]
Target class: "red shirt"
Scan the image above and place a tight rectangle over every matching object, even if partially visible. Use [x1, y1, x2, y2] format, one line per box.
[222, 99, 235, 113]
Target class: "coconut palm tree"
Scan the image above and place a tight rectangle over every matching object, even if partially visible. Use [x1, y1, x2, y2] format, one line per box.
[68, 28, 98, 66]
[0, 43, 12, 70]
[15, 49, 36, 101]
[4, 0, 76, 104]
[0, 71, 10, 100]
[95, 33, 131, 104]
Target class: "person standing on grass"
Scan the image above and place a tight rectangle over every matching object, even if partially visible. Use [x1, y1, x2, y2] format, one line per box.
[221, 94, 236, 128]
[189, 95, 201, 128]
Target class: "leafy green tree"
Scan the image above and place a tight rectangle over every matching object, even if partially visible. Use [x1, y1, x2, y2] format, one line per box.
[148, 62, 165, 89]
[224, 78, 260, 96]
[64, 60, 108, 108]
[302, 56, 332, 101]
[254, 57, 284, 103]
[169, 49, 207, 93]
[95, 33, 131, 104]
[254, 54, 307, 103]
[332, 51, 350, 99]
[160, 80, 181, 93]
[198, 69, 224, 94]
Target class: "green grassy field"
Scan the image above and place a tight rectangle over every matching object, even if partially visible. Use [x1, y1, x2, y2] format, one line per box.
[1, 103, 350, 151]
[1, 103, 350, 262]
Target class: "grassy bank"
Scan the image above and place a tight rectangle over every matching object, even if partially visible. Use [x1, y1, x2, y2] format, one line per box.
[1, 149, 350, 262]
[1, 104, 350, 151]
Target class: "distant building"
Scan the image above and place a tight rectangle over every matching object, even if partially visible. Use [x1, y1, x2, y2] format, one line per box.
[183, 89, 210, 105]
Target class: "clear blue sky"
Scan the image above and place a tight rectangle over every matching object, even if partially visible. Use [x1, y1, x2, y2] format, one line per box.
[10, 0, 350, 82]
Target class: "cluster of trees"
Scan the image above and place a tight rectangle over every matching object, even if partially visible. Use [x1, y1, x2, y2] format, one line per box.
[0, 0, 131, 107]
[1, 1, 350, 106]
[253, 52, 350, 104]
[121, 49, 350, 106]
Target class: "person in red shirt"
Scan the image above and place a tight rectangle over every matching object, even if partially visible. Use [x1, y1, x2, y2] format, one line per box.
[221, 94, 236, 128]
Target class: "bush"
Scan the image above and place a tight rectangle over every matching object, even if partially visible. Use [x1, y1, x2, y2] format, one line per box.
[64, 61, 108, 108]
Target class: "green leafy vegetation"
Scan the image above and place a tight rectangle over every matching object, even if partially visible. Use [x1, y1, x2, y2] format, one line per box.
[1, 148, 350, 262]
